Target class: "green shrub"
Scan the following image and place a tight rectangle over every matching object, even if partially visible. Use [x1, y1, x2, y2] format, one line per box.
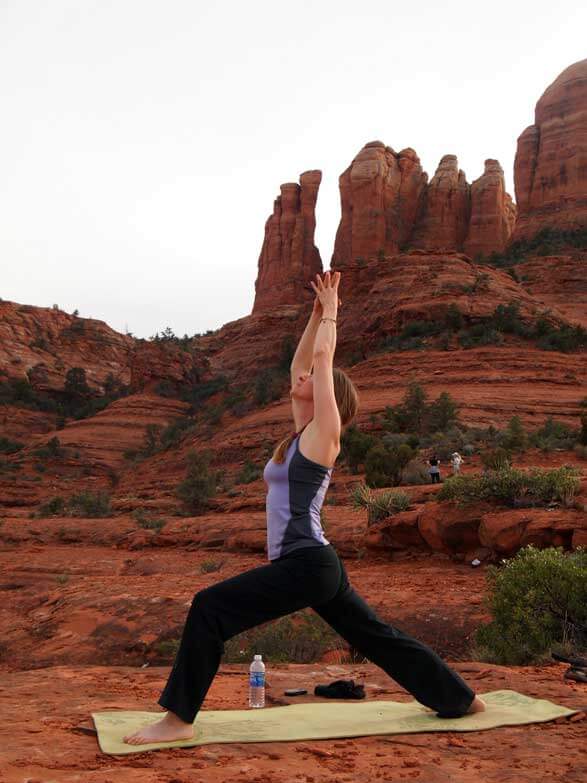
[473, 546, 587, 665]
[175, 450, 218, 514]
[365, 442, 414, 488]
[236, 459, 262, 484]
[35, 491, 111, 518]
[384, 383, 460, 436]
[350, 482, 411, 524]
[428, 392, 460, 432]
[200, 559, 224, 573]
[0, 378, 59, 413]
[445, 304, 464, 331]
[178, 375, 229, 410]
[32, 436, 64, 460]
[439, 466, 580, 507]
[0, 458, 20, 475]
[254, 368, 286, 406]
[153, 639, 180, 659]
[401, 459, 430, 485]
[481, 227, 587, 267]
[340, 425, 377, 473]
[67, 490, 112, 517]
[458, 324, 504, 348]
[502, 416, 528, 451]
[529, 417, 577, 452]
[222, 609, 343, 663]
[64, 367, 91, 398]
[0, 437, 24, 454]
[132, 509, 166, 532]
[481, 447, 512, 472]
[37, 496, 66, 516]
[537, 323, 587, 352]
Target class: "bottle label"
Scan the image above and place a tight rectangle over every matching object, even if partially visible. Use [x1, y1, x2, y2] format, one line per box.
[249, 672, 265, 688]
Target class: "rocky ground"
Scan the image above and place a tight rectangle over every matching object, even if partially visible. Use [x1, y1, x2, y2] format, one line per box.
[0, 538, 585, 783]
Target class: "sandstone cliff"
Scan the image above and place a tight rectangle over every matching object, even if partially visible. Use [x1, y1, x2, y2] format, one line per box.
[411, 155, 471, 252]
[253, 170, 323, 313]
[332, 141, 428, 265]
[513, 58, 587, 241]
[464, 159, 517, 257]
[0, 299, 210, 397]
[331, 146, 515, 264]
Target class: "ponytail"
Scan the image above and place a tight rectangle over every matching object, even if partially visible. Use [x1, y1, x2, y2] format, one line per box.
[271, 432, 296, 464]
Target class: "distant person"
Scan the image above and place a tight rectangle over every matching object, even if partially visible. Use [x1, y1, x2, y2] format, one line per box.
[123, 270, 485, 746]
[428, 454, 441, 483]
[451, 451, 463, 475]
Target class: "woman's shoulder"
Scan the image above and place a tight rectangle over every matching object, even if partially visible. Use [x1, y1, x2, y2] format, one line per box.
[298, 422, 340, 469]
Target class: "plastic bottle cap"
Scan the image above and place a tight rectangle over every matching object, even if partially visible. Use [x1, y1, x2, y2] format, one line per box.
[254, 654, 262, 660]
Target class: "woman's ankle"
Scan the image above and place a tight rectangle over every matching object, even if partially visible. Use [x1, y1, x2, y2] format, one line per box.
[164, 709, 193, 726]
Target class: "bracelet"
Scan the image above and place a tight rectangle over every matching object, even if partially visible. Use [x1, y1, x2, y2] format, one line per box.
[320, 317, 337, 324]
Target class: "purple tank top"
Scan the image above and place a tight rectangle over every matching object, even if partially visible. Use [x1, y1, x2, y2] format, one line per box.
[263, 434, 332, 561]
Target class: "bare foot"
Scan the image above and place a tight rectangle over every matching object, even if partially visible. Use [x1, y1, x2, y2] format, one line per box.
[466, 695, 487, 714]
[123, 711, 194, 745]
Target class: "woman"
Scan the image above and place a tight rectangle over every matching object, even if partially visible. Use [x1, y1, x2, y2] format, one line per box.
[428, 454, 441, 483]
[451, 451, 463, 475]
[124, 270, 485, 745]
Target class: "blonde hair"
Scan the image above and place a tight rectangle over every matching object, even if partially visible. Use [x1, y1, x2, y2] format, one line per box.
[272, 367, 359, 464]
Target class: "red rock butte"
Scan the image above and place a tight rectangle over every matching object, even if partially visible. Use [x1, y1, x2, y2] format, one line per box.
[253, 170, 323, 314]
[252, 59, 587, 315]
[513, 58, 587, 241]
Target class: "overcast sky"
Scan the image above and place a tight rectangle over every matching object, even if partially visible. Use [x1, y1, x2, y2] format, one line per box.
[1, 1, 585, 338]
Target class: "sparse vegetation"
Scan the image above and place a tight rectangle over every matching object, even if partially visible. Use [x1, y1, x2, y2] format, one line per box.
[32, 436, 65, 460]
[32, 490, 112, 518]
[236, 459, 262, 484]
[472, 546, 587, 665]
[222, 609, 344, 663]
[200, 559, 224, 574]
[350, 482, 411, 525]
[132, 508, 167, 532]
[0, 437, 24, 454]
[479, 226, 587, 268]
[383, 382, 460, 436]
[438, 466, 580, 508]
[480, 447, 512, 472]
[175, 449, 220, 514]
[365, 441, 414, 488]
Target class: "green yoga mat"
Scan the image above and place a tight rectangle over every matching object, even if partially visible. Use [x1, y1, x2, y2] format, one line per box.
[92, 690, 578, 756]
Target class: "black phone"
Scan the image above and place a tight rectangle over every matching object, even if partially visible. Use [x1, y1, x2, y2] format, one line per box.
[284, 688, 307, 696]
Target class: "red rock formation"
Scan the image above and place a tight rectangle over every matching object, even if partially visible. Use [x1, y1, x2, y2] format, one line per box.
[464, 159, 516, 257]
[332, 141, 427, 266]
[253, 170, 323, 313]
[512, 58, 587, 241]
[0, 299, 210, 397]
[331, 147, 515, 261]
[411, 155, 470, 251]
[516, 254, 587, 328]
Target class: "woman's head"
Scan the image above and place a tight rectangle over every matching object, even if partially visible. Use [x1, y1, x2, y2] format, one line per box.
[274, 366, 359, 463]
[291, 367, 359, 427]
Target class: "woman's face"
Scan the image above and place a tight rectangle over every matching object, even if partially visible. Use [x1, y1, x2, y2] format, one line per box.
[291, 369, 314, 402]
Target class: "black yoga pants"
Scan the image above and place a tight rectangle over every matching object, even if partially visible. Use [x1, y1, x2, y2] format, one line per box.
[157, 544, 475, 723]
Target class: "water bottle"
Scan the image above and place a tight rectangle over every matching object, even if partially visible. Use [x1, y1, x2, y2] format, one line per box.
[249, 654, 265, 708]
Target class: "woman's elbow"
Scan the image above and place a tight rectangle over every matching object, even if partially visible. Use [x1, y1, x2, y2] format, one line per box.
[312, 348, 334, 363]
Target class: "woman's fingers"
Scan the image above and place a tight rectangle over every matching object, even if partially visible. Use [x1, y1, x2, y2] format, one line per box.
[312, 270, 341, 294]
